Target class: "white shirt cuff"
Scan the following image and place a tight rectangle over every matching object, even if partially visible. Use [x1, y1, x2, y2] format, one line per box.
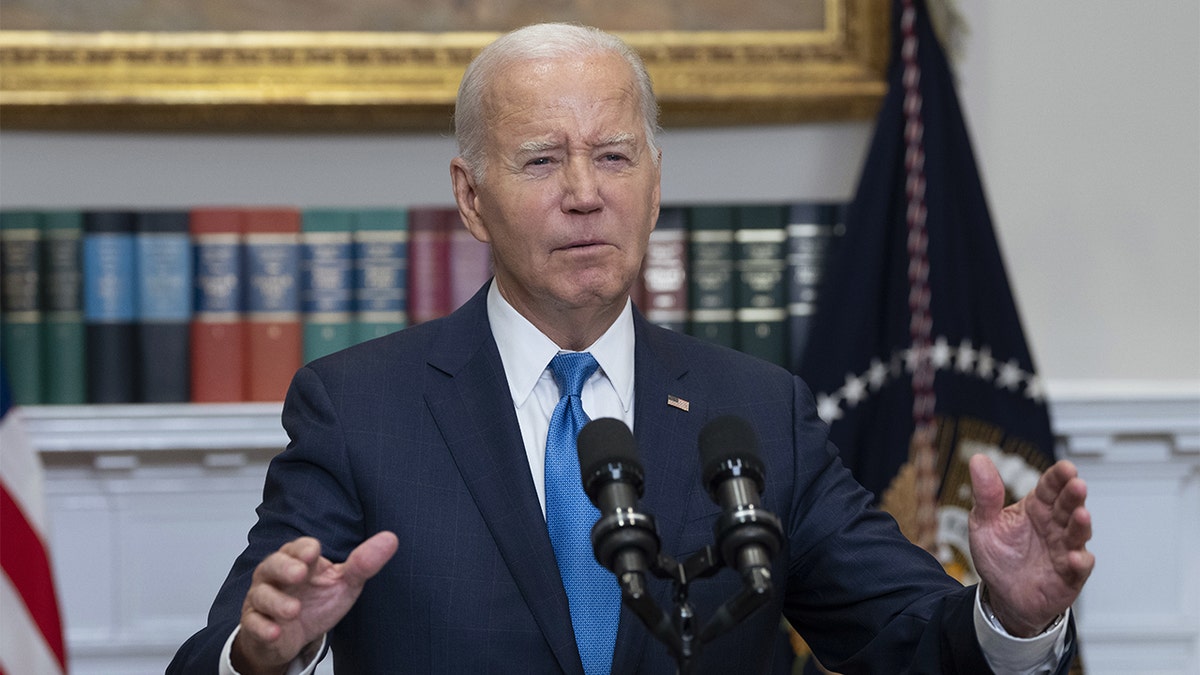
[973, 585, 1070, 675]
[218, 625, 325, 675]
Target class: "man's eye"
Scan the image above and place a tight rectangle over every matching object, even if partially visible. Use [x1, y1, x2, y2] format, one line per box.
[601, 153, 628, 162]
[526, 157, 552, 167]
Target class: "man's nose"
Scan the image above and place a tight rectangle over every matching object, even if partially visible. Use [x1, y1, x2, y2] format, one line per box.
[562, 158, 602, 214]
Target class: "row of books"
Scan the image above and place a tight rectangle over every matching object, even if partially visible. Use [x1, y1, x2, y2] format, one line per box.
[0, 206, 488, 405]
[0, 202, 845, 406]
[634, 202, 845, 370]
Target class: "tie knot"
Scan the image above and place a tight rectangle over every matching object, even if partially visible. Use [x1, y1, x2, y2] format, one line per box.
[549, 352, 599, 399]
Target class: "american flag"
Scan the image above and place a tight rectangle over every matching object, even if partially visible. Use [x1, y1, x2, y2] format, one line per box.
[1, 361, 67, 674]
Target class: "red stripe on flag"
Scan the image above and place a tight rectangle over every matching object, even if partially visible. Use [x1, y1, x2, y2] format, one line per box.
[0, 481, 67, 672]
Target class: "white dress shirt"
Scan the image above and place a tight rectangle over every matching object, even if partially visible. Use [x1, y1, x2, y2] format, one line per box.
[220, 282, 1068, 674]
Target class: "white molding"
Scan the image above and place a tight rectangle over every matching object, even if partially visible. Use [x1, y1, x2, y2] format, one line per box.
[23, 403, 287, 452]
[22, 388, 1198, 456]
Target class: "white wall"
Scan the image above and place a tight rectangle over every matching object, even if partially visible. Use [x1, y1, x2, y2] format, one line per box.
[1, 2, 1196, 387]
[955, 0, 1200, 387]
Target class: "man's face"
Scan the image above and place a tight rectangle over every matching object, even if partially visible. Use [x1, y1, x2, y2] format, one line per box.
[452, 51, 661, 326]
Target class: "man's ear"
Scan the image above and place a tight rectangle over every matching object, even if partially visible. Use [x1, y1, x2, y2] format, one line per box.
[450, 157, 491, 244]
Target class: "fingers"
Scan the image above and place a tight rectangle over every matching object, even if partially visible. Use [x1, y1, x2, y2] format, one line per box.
[1034, 460, 1079, 509]
[240, 538, 322, 644]
[252, 536, 323, 588]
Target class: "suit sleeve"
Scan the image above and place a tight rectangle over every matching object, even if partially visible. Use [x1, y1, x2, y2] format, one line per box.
[777, 375, 994, 673]
[167, 365, 365, 673]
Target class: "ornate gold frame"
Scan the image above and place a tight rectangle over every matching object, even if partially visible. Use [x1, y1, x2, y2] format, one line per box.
[0, 0, 888, 131]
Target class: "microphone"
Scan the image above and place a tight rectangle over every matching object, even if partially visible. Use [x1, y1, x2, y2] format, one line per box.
[698, 415, 783, 575]
[577, 418, 661, 581]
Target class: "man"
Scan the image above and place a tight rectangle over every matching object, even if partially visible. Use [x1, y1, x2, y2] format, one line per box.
[169, 23, 1093, 675]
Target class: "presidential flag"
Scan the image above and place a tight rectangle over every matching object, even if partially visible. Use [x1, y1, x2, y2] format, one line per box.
[797, 0, 1057, 582]
[1, 360, 68, 675]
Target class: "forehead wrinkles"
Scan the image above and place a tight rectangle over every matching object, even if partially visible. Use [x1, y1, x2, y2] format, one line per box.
[482, 58, 645, 148]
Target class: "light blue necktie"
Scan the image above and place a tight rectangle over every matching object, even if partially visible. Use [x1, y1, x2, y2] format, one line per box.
[545, 352, 618, 675]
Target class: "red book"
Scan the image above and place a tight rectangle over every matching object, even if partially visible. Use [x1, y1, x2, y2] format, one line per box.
[407, 207, 455, 325]
[243, 208, 302, 402]
[449, 211, 492, 310]
[190, 208, 246, 402]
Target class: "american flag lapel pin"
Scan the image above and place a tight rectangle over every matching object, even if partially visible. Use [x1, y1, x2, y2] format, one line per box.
[667, 394, 690, 412]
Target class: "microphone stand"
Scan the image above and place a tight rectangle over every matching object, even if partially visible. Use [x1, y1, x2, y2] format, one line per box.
[604, 529, 780, 674]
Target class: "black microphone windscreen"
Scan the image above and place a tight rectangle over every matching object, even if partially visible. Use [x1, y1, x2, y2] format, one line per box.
[699, 415, 764, 488]
[577, 417, 641, 480]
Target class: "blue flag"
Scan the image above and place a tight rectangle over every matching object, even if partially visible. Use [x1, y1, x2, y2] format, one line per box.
[797, 0, 1056, 582]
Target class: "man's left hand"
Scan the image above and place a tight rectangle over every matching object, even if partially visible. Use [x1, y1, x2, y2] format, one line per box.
[968, 454, 1095, 637]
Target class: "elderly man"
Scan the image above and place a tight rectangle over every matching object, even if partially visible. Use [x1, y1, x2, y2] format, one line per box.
[169, 22, 1092, 675]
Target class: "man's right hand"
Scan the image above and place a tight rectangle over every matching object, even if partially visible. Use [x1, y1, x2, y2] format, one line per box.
[231, 531, 399, 675]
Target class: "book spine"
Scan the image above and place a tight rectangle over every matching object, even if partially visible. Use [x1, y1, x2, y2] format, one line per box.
[1, 210, 45, 404]
[449, 210, 492, 310]
[786, 202, 845, 371]
[41, 211, 87, 404]
[191, 208, 246, 402]
[687, 206, 737, 348]
[135, 210, 193, 403]
[735, 205, 789, 366]
[353, 209, 408, 343]
[243, 208, 302, 402]
[407, 207, 454, 325]
[640, 207, 689, 332]
[83, 211, 138, 403]
[301, 209, 355, 363]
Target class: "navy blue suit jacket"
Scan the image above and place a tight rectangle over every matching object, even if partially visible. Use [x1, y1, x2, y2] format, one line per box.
[170, 284, 1074, 674]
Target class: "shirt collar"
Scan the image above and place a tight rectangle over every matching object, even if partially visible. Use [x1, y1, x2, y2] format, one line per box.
[487, 281, 635, 412]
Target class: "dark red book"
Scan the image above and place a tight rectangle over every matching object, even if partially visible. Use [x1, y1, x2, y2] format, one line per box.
[407, 207, 455, 325]
[243, 208, 302, 402]
[190, 208, 246, 402]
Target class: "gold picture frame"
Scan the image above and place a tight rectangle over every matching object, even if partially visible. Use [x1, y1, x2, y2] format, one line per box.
[0, 0, 888, 132]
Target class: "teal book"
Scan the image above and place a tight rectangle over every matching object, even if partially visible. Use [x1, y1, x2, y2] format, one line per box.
[734, 205, 789, 366]
[301, 208, 356, 362]
[687, 205, 737, 348]
[135, 210, 193, 402]
[41, 210, 87, 404]
[353, 208, 408, 343]
[1, 210, 45, 404]
[83, 210, 138, 403]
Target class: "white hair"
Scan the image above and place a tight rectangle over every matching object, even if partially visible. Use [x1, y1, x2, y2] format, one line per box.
[454, 23, 661, 180]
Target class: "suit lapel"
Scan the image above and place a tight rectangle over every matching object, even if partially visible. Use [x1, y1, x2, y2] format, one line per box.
[611, 312, 711, 673]
[423, 288, 583, 675]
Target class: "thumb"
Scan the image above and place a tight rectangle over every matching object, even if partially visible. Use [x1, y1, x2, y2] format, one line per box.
[341, 531, 399, 587]
[969, 454, 1006, 523]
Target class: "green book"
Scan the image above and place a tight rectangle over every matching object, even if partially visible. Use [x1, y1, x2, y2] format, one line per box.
[687, 205, 737, 348]
[301, 209, 356, 362]
[1, 210, 45, 404]
[735, 205, 789, 366]
[353, 209, 408, 344]
[41, 210, 87, 404]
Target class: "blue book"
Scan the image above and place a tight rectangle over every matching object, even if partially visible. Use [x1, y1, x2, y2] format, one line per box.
[135, 210, 193, 402]
[83, 210, 138, 403]
[301, 209, 356, 362]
